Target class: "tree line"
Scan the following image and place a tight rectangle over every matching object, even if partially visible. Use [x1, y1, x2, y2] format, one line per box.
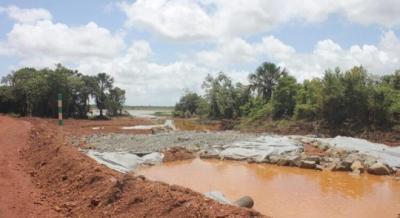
[174, 62, 400, 129]
[0, 64, 126, 118]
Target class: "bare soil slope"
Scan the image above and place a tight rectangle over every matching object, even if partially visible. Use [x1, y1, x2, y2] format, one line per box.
[0, 116, 58, 217]
[0, 116, 264, 217]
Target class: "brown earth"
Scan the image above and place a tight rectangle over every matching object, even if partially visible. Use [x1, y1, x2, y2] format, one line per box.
[0, 115, 265, 217]
[59, 116, 155, 136]
[0, 116, 58, 217]
[163, 147, 196, 162]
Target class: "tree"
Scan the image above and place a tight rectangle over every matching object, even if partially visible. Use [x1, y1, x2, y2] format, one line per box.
[106, 87, 126, 116]
[0, 86, 15, 113]
[174, 92, 204, 117]
[271, 75, 299, 118]
[249, 62, 288, 102]
[294, 79, 323, 120]
[202, 72, 238, 119]
[0, 65, 124, 119]
[94, 73, 114, 117]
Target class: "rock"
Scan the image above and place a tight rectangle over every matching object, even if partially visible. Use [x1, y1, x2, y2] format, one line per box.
[299, 160, 316, 169]
[199, 149, 220, 159]
[233, 196, 254, 208]
[334, 161, 351, 171]
[276, 155, 300, 166]
[204, 191, 232, 205]
[351, 160, 364, 173]
[315, 165, 324, 171]
[363, 157, 377, 169]
[268, 155, 281, 164]
[276, 158, 289, 166]
[395, 169, 400, 177]
[350, 169, 361, 176]
[326, 162, 337, 171]
[367, 162, 392, 175]
[304, 155, 320, 164]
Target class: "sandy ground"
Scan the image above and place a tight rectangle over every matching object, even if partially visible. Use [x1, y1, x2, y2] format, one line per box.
[0, 115, 264, 217]
[0, 116, 58, 217]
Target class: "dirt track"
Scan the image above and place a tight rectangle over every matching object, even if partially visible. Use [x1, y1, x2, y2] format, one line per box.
[0, 116, 264, 217]
[0, 116, 57, 217]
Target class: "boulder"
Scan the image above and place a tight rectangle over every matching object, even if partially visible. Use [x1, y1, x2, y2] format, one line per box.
[268, 155, 281, 164]
[395, 169, 400, 177]
[367, 162, 392, 175]
[350, 169, 361, 176]
[276, 155, 300, 167]
[315, 164, 324, 171]
[351, 160, 364, 173]
[276, 159, 290, 166]
[334, 161, 351, 171]
[299, 160, 316, 169]
[199, 149, 220, 159]
[304, 155, 320, 164]
[363, 157, 377, 169]
[233, 196, 254, 208]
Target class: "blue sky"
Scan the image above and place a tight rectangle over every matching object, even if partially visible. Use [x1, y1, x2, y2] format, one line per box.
[1, 0, 400, 105]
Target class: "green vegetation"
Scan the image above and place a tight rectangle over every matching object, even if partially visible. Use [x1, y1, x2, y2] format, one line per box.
[0, 64, 125, 118]
[174, 62, 400, 131]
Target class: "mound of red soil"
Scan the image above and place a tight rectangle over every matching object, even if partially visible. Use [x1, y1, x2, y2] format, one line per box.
[22, 119, 265, 217]
[0, 116, 58, 217]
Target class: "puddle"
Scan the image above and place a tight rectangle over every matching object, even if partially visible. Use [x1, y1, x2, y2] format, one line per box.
[137, 158, 400, 218]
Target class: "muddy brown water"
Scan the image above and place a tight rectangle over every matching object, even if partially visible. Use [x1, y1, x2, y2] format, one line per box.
[137, 159, 400, 218]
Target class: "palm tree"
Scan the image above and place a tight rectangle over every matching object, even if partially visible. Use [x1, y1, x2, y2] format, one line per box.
[248, 62, 287, 102]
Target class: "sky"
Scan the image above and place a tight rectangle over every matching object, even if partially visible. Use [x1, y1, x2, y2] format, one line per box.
[0, 0, 400, 106]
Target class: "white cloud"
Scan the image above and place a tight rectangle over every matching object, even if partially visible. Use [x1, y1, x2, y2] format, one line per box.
[119, 0, 400, 41]
[338, 0, 400, 27]
[195, 31, 400, 81]
[0, 5, 52, 23]
[1, 20, 125, 68]
[2, 4, 400, 105]
[0, 14, 209, 105]
[195, 37, 257, 66]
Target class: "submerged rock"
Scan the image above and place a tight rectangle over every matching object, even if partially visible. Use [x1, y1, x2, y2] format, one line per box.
[367, 162, 393, 175]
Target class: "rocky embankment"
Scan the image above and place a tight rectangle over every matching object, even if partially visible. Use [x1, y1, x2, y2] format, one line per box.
[77, 131, 400, 178]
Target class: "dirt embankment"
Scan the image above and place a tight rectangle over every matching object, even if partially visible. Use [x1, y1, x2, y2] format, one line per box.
[19, 117, 265, 217]
[0, 116, 58, 217]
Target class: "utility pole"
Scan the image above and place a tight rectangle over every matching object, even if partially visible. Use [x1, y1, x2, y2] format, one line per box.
[58, 93, 63, 126]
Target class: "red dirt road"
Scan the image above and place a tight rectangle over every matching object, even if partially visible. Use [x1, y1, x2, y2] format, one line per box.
[0, 116, 57, 218]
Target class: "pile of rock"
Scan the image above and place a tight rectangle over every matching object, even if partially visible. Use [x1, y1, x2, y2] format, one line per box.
[200, 141, 397, 176]
[271, 147, 395, 175]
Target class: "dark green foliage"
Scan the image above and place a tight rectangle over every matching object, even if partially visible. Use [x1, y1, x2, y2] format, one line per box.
[202, 72, 239, 119]
[175, 61, 400, 130]
[294, 79, 323, 120]
[106, 87, 126, 116]
[174, 92, 206, 117]
[271, 75, 298, 119]
[0, 65, 125, 118]
[248, 62, 287, 102]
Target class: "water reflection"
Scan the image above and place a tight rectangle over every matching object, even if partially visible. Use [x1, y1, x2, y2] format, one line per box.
[137, 158, 400, 218]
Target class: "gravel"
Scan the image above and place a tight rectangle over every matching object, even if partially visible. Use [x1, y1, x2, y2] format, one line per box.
[82, 131, 256, 153]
